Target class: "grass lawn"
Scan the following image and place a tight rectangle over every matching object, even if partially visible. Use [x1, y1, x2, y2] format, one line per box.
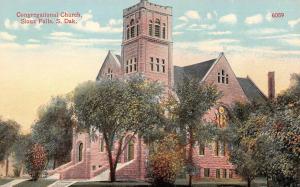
[14, 179, 56, 187]
[70, 178, 268, 187]
[0, 178, 14, 185]
[71, 181, 151, 187]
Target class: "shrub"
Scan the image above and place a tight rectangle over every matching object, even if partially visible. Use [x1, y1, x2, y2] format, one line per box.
[25, 144, 47, 181]
[149, 134, 184, 186]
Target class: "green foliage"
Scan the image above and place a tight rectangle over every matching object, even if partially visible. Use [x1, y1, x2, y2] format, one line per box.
[73, 75, 163, 182]
[165, 76, 221, 178]
[12, 134, 33, 177]
[149, 134, 184, 186]
[25, 144, 47, 181]
[173, 77, 221, 129]
[229, 73, 300, 186]
[0, 118, 20, 161]
[31, 96, 73, 169]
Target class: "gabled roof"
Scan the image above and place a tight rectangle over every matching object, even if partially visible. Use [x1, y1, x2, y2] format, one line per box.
[174, 58, 216, 85]
[174, 53, 268, 104]
[237, 77, 268, 103]
[96, 50, 121, 80]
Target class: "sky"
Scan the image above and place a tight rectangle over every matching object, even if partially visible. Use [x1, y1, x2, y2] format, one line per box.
[0, 0, 299, 133]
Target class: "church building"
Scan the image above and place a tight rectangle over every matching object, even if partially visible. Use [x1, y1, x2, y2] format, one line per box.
[48, 0, 273, 180]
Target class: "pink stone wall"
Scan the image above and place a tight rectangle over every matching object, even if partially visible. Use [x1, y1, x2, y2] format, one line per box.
[204, 55, 248, 106]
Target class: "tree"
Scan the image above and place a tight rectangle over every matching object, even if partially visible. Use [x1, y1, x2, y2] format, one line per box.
[25, 144, 47, 181]
[165, 77, 221, 186]
[149, 134, 184, 187]
[229, 73, 300, 187]
[31, 96, 73, 169]
[229, 111, 269, 187]
[0, 118, 20, 176]
[268, 73, 300, 186]
[11, 134, 33, 177]
[73, 75, 163, 182]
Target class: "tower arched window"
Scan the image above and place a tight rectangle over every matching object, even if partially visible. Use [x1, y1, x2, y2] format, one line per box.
[77, 143, 83, 162]
[154, 19, 161, 37]
[162, 23, 166, 39]
[149, 20, 153, 36]
[130, 19, 135, 38]
[126, 25, 130, 40]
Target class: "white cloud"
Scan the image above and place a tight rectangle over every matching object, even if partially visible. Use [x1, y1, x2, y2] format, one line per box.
[219, 14, 237, 24]
[175, 39, 239, 53]
[265, 12, 272, 22]
[213, 11, 218, 17]
[108, 19, 122, 27]
[247, 28, 287, 35]
[208, 31, 232, 35]
[288, 18, 300, 28]
[71, 10, 122, 33]
[178, 10, 201, 22]
[185, 10, 201, 20]
[4, 18, 28, 30]
[245, 14, 263, 25]
[173, 32, 183, 36]
[174, 23, 187, 30]
[188, 24, 216, 31]
[48, 33, 121, 47]
[178, 16, 188, 22]
[256, 33, 300, 40]
[0, 32, 17, 41]
[206, 12, 213, 20]
[281, 38, 300, 47]
[28, 39, 40, 43]
[50, 32, 74, 37]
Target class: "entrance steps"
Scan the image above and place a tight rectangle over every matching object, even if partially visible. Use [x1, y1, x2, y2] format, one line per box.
[47, 180, 77, 187]
[89, 160, 134, 181]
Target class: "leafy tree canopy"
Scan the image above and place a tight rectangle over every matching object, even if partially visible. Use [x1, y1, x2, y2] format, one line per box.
[0, 117, 20, 161]
[31, 96, 73, 168]
[73, 75, 164, 182]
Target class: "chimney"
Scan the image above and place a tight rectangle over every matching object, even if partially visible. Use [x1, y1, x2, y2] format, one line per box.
[268, 72, 275, 99]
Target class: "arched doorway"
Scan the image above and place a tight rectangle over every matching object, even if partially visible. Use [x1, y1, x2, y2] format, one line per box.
[124, 138, 135, 162]
[77, 142, 83, 162]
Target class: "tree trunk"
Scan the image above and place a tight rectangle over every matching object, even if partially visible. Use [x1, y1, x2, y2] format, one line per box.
[53, 159, 56, 170]
[110, 165, 116, 182]
[188, 175, 192, 187]
[5, 157, 9, 177]
[266, 175, 269, 187]
[187, 127, 194, 187]
[103, 133, 117, 182]
[247, 177, 251, 187]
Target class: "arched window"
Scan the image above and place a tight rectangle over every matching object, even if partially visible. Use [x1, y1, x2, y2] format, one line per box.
[107, 68, 113, 79]
[100, 138, 104, 152]
[149, 20, 153, 36]
[78, 143, 83, 162]
[130, 19, 135, 38]
[162, 23, 166, 39]
[199, 142, 205, 155]
[154, 19, 160, 37]
[127, 140, 134, 161]
[215, 106, 228, 128]
[218, 69, 229, 84]
[126, 25, 130, 40]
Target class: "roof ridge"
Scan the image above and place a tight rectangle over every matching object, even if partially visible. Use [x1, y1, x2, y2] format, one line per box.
[180, 58, 217, 68]
[245, 76, 268, 99]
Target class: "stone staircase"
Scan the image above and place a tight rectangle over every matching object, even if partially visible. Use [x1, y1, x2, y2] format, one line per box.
[47, 180, 77, 187]
[89, 160, 134, 181]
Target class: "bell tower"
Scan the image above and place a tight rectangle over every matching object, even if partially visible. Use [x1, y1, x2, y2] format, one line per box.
[121, 0, 173, 88]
